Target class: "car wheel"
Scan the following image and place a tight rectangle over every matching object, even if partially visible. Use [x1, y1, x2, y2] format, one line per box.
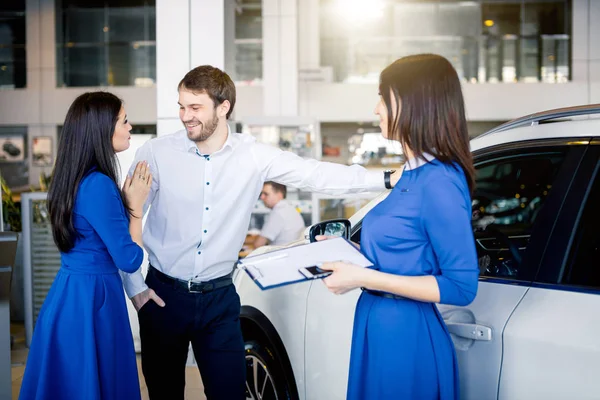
[245, 340, 293, 400]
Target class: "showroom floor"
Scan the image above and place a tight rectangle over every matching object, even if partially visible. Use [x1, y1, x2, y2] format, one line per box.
[10, 323, 207, 400]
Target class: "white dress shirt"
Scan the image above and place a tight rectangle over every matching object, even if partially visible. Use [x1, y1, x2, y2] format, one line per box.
[260, 200, 306, 246]
[121, 129, 385, 297]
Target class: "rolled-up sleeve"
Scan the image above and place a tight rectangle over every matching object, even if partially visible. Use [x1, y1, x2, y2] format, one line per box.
[422, 175, 479, 306]
[253, 143, 385, 195]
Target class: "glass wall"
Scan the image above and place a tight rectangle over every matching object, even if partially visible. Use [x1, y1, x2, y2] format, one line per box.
[0, 1, 26, 89]
[56, 0, 156, 87]
[320, 0, 571, 84]
[320, 122, 403, 167]
[233, 0, 262, 85]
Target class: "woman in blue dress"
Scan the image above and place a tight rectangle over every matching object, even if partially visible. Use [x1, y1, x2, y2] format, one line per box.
[320, 54, 479, 399]
[19, 92, 156, 400]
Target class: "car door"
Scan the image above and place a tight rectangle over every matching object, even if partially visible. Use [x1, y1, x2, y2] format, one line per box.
[304, 276, 361, 399]
[497, 141, 600, 399]
[437, 138, 587, 400]
[303, 217, 378, 399]
[303, 139, 586, 400]
[303, 195, 389, 399]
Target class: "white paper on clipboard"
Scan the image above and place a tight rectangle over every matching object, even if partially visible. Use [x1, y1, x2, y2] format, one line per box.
[237, 237, 373, 290]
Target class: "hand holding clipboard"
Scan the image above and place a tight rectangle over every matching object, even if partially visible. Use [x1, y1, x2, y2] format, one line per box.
[237, 237, 372, 290]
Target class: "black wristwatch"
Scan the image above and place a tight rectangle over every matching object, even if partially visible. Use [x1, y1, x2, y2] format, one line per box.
[384, 169, 396, 189]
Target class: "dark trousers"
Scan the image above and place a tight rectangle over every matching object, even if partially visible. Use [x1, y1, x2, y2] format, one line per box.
[138, 268, 246, 400]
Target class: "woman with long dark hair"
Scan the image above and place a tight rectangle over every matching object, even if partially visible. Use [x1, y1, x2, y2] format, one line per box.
[20, 92, 153, 400]
[320, 54, 479, 399]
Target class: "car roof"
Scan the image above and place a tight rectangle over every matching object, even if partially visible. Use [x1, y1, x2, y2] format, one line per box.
[471, 118, 600, 152]
[471, 104, 600, 152]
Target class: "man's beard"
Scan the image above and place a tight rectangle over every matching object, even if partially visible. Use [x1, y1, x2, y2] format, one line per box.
[186, 112, 219, 142]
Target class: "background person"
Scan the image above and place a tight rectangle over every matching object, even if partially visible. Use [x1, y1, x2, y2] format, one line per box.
[250, 181, 306, 249]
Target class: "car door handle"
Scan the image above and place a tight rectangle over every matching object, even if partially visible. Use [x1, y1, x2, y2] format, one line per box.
[445, 322, 492, 341]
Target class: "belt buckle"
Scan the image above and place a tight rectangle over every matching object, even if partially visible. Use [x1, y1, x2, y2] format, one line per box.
[187, 279, 203, 294]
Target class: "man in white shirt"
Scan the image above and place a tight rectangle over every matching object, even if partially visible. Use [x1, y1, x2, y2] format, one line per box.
[251, 182, 305, 248]
[122, 65, 401, 400]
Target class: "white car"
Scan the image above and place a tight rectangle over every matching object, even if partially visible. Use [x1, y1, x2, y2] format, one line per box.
[236, 104, 600, 400]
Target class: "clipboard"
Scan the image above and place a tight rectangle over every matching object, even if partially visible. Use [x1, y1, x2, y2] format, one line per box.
[237, 237, 373, 290]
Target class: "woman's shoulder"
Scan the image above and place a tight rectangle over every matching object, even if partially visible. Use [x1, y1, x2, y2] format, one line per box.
[423, 159, 465, 178]
[421, 160, 469, 195]
[78, 171, 119, 199]
[81, 170, 115, 185]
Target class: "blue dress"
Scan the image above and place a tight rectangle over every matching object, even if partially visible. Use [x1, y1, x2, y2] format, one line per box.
[20, 171, 143, 400]
[347, 159, 479, 400]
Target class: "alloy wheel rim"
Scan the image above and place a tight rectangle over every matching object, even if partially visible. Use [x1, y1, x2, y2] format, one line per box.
[245, 354, 278, 400]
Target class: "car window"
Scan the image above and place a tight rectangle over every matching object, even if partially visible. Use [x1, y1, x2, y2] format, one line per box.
[473, 150, 567, 279]
[350, 148, 568, 278]
[559, 164, 600, 289]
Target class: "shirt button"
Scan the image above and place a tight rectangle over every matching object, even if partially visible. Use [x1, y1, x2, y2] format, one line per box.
[206, 182, 210, 185]
[205, 207, 209, 210]
[206, 157, 210, 161]
[197, 251, 201, 255]
[204, 230, 207, 233]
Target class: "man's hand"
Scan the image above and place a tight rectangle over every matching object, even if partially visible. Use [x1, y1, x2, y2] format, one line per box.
[131, 288, 165, 312]
[252, 235, 269, 249]
[244, 234, 258, 246]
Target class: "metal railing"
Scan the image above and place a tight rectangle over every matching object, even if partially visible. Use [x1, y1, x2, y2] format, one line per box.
[21, 192, 61, 347]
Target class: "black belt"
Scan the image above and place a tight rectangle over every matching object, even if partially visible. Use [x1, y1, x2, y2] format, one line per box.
[149, 265, 233, 294]
[361, 287, 407, 300]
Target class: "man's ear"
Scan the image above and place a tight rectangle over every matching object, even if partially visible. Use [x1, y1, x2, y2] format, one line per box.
[218, 100, 231, 118]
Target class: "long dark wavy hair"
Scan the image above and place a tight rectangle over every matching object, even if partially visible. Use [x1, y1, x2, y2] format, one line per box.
[48, 92, 129, 252]
[379, 54, 476, 193]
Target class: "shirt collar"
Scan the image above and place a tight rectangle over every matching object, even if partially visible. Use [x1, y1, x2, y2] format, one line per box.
[273, 200, 288, 210]
[403, 152, 436, 171]
[185, 124, 235, 155]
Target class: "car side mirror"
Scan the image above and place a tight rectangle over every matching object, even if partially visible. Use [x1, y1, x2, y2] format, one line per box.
[308, 219, 351, 243]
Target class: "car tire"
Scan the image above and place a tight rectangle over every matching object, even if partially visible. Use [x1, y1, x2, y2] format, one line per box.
[245, 340, 294, 400]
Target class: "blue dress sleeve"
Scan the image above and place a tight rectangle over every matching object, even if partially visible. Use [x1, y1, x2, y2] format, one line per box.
[421, 171, 479, 306]
[78, 173, 144, 273]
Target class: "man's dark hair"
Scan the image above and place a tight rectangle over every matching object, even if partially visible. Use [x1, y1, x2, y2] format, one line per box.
[178, 65, 236, 119]
[265, 181, 287, 199]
